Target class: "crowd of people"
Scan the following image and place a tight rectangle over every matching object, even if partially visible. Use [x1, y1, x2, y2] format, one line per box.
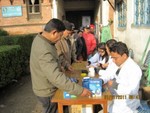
[30, 18, 143, 113]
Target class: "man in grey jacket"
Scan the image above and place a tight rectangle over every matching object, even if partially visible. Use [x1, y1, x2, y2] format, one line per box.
[30, 18, 91, 113]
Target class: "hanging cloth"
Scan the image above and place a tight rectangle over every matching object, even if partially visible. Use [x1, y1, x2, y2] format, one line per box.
[31, 0, 35, 13]
[31, 0, 35, 4]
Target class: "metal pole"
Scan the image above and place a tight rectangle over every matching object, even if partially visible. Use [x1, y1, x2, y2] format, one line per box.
[140, 36, 150, 66]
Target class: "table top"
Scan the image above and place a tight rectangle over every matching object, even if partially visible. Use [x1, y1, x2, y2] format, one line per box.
[52, 61, 112, 104]
[52, 89, 111, 103]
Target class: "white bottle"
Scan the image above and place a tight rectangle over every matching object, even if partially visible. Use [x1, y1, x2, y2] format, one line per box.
[88, 67, 95, 77]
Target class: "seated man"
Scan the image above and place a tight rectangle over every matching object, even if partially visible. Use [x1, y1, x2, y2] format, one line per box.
[100, 42, 142, 113]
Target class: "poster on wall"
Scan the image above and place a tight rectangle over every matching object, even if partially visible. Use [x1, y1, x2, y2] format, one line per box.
[2, 6, 22, 17]
[82, 16, 91, 27]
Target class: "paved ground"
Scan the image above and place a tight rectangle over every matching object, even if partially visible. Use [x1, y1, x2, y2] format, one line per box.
[0, 75, 42, 113]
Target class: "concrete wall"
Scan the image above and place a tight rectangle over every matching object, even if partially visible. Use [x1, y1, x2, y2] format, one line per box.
[114, 0, 150, 63]
[56, 0, 65, 20]
[64, 1, 95, 11]
[94, 1, 101, 40]
[0, 0, 52, 34]
[93, 0, 115, 42]
[102, 1, 109, 26]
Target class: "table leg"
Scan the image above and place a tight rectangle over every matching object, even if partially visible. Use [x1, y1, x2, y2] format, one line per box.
[103, 101, 107, 113]
[58, 103, 63, 113]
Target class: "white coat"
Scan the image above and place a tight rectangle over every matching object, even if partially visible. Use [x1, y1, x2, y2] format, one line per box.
[101, 57, 142, 113]
[88, 52, 106, 67]
[99, 57, 118, 80]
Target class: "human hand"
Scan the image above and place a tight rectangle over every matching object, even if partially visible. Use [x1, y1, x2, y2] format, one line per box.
[87, 61, 91, 66]
[67, 66, 74, 71]
[75, 59, 81, 63]
[80, 88, 92, 97]
[61, 66, 65, 72]
[107, 80, 113, 87]
[96, 63, 100, 67]
[101, 63, 109, 68]
[89, 65, 95, 68]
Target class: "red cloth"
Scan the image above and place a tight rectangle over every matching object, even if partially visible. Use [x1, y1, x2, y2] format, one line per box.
[90, 24, 95, 29]
[83, 32, 96, 55]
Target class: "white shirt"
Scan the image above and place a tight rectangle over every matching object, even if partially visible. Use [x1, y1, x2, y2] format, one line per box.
[88, 52, 106, 67]
[99, 57, 118, 83]
[101, 57, 142, 113]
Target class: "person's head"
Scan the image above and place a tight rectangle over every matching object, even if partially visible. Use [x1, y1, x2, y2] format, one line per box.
[63, 20, 73, 38]
[77, 30, 83, 38]
[43, 18, 65, 43]
[97, 42, 107, 57]
[106, 39, 117, 55]
[90, 24, 95, 34]
[70, 23, 76, 35]
[110, 42, 129, 66]
[71, 23, 75, 30]
[83, 25, 91, 33]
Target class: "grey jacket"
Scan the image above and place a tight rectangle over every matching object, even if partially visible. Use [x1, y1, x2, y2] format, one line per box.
[30, 33, 83, 97]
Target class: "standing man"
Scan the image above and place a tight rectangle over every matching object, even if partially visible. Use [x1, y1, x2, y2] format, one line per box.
[83, 25, 97, 59]
[55, 20, 78, 71]
[30, 18, 91, 113]
[100, 42, 142, 113]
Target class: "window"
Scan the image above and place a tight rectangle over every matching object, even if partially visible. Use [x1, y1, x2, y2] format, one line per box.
[134, 0, 150, 26]
[117, 1, 127, 28]
[26, 0, 41, 20]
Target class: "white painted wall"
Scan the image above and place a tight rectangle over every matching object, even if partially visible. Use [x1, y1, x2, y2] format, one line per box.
[102, 1, 109, 26]
[52, 0, 58, 18]
[94, 1, 101, 41]
[114, 0, 150, 63]
[57, 0, 65, 20]
[52, 0, 65, 20]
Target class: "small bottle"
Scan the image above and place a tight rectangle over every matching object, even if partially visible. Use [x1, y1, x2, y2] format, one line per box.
[88, 67, 95, 77]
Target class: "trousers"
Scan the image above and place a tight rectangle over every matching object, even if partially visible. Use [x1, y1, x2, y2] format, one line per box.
[37, 96, 69, 113]
[37, 96, 58, 113]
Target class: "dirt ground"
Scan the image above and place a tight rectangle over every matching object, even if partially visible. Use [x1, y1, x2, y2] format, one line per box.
[0, 75, 42, 113]
[1, 75, 149, 113]
[0, 75, 104, 113]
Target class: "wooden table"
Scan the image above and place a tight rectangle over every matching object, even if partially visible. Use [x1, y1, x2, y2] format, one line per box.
[51, 62, 111, 113]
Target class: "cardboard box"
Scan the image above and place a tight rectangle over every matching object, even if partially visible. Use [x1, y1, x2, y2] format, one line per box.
[82, 77, 102, 97]
[89, 79, 102, 97]
[69, 105, 82, 113]
[70, 105, 93, 113]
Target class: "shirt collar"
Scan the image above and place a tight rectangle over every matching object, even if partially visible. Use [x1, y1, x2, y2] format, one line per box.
[119, 57, 129, 68]
[38, 32, 55, 45]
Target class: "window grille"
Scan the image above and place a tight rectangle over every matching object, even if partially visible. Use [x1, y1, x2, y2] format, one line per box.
[117, 1, 127, 28]
[134, 0, 150, 26]
[26, 0, 41, 20]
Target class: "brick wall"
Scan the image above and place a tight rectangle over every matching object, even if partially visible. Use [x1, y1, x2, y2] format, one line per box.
[0, 0, 52, 35]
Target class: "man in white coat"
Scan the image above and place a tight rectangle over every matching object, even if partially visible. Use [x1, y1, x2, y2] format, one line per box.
[101, 42, 142, 113]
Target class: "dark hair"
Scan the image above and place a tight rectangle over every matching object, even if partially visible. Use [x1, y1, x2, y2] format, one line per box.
[63, 20, 73, 31]
[110, 42, 129, 56]
[77, 30, 83, 34]
[71, 23, 75, 30]
[44, 18, 65, 32]
[97, 42, 109, 63]
[106, 39, 117, 49]
[97, 42, 106, 51]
